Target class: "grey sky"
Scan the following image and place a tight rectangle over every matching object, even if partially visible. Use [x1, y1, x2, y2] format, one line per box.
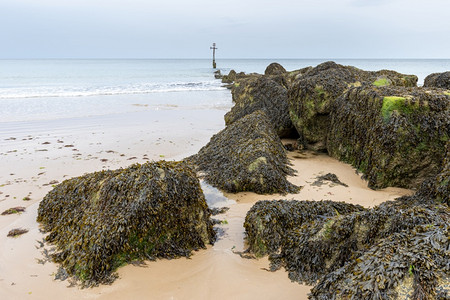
[1, 0, 449, 58]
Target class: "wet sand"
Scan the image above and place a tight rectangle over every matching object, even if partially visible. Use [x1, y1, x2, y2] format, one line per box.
[0, 110, 412, 300]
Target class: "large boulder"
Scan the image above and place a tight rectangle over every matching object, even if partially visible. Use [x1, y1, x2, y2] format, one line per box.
[424, 71, 450, 89]
[221, 69, 237, 83]
[272, 199, 448, 285]
[327, 86, 449, 189]
[37, 161, 215, 287]
[244, 200, 365, 257]
[225, 75, 294, 137]
[264, 62, 286, 76]
[244, 196, 449, 299]
[310, 221, 449, 300]
[288, 61, 418, 150]
[187, 110, 299, 194]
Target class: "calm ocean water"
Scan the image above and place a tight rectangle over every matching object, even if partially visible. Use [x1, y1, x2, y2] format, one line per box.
[1, 59, 449, 123]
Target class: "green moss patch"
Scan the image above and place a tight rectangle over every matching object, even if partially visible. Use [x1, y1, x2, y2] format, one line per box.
[381, 96, 407, 121]
[381, 95, 427, 122]
[373, 77, 391, 87]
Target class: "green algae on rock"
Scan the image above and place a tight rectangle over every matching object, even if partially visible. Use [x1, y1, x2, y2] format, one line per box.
[327, 85, 449, 189]
[37, 161, 215, 287]
[1, 206, 26, 215]
[287, 61, 418, 151]
[244, 200, 365, 257]
[187, 110, 300, 195]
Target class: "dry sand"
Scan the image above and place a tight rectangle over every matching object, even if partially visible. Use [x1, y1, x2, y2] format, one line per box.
[0, 110, 412, 300]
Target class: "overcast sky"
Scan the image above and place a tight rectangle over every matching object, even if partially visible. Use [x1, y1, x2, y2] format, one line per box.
[1, 0, 449, 59]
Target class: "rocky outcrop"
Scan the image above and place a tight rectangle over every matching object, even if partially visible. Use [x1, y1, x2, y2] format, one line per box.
[238, 62, 449, 299]
[37, 161, 215, 287]
[244, 200, 364, 257]
[187, 110, 299, 194]
[225, 75, 295, 137]
[264, 62, 286, 76]
[224, 64, 314, 138]
[435, 142, 450, 205]
[288, 61, 418, 151]
[424, 71, 450, 89]
[221, 69, 237, 83]
[309, 215, 449, 299]
[327, 86, 449, 189]
[244, 195, 449, 299]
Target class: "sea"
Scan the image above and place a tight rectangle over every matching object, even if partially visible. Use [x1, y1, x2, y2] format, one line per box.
[1, 59, 449, 123]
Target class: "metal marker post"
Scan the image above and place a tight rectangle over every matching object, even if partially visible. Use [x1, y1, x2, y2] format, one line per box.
[210, 43, 217, 68]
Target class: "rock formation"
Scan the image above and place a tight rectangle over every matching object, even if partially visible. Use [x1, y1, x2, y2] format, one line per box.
[288, 61, 418, 151]
[37, 161, 215, 286]
[328, 86, 449, 189]
[225, 75, 295, 137]
[424, 71, 450, 89]
[187, 110, 299, 194]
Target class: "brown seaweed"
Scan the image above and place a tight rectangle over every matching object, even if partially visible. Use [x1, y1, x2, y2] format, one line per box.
[327, 86, 449, 189]
[37, 161, 215, 287]
[187, 110, 300, 195]
[244, 200, 365, 257]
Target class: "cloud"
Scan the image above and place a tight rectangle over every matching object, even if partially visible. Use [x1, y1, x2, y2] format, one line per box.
[0, 0, 449, 58]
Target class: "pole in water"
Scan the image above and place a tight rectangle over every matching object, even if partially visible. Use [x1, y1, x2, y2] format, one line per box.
[210, 43, 217, 68]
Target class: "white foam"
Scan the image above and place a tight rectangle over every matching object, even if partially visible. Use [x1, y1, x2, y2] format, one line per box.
[0, 81, 226, 100]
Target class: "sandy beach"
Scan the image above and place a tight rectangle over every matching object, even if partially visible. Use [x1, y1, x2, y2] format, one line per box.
[0, 108, 412, 300]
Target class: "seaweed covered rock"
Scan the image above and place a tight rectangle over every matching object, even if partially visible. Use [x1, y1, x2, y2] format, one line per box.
[225, 75, 294, 137]
[264, 62, 286, 76]
[310, 224, 449, 299]
[244, 200, 365, 257]
[273, 200, 449, 286]
[435, 142, 450, 205]
[187, 110, 299, 194]
[327, 85, 450, 189]
[424, 71, 450, 89]
[288, 61, 418, 150]
[374, 69, 418, 87]
[37, 161, 215, 287]
[221, 69, 237, 83]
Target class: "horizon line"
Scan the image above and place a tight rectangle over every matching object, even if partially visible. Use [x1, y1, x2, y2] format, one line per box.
[1, 57, 450, 60]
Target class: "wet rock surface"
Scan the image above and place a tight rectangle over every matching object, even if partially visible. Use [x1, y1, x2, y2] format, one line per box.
[225, 76, 295, 137]
[264, 62, 287, 76]
[1, 206, 26, 215]
[244, 194, 449, 299]
[424, 71, 450, 89]
[328, 85, 449, 189]
[287, 61, 418, 151]
[312, 173, 348, 187]
[7, 228, 29, 237]
[187, 110, 300, 194]
[37, 161, 215, 287]
[244, 200, 364, 257]
[434, 142, 450, 205]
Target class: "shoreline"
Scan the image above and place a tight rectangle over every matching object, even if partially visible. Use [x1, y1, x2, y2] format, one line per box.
[0, 108, 412, 299]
